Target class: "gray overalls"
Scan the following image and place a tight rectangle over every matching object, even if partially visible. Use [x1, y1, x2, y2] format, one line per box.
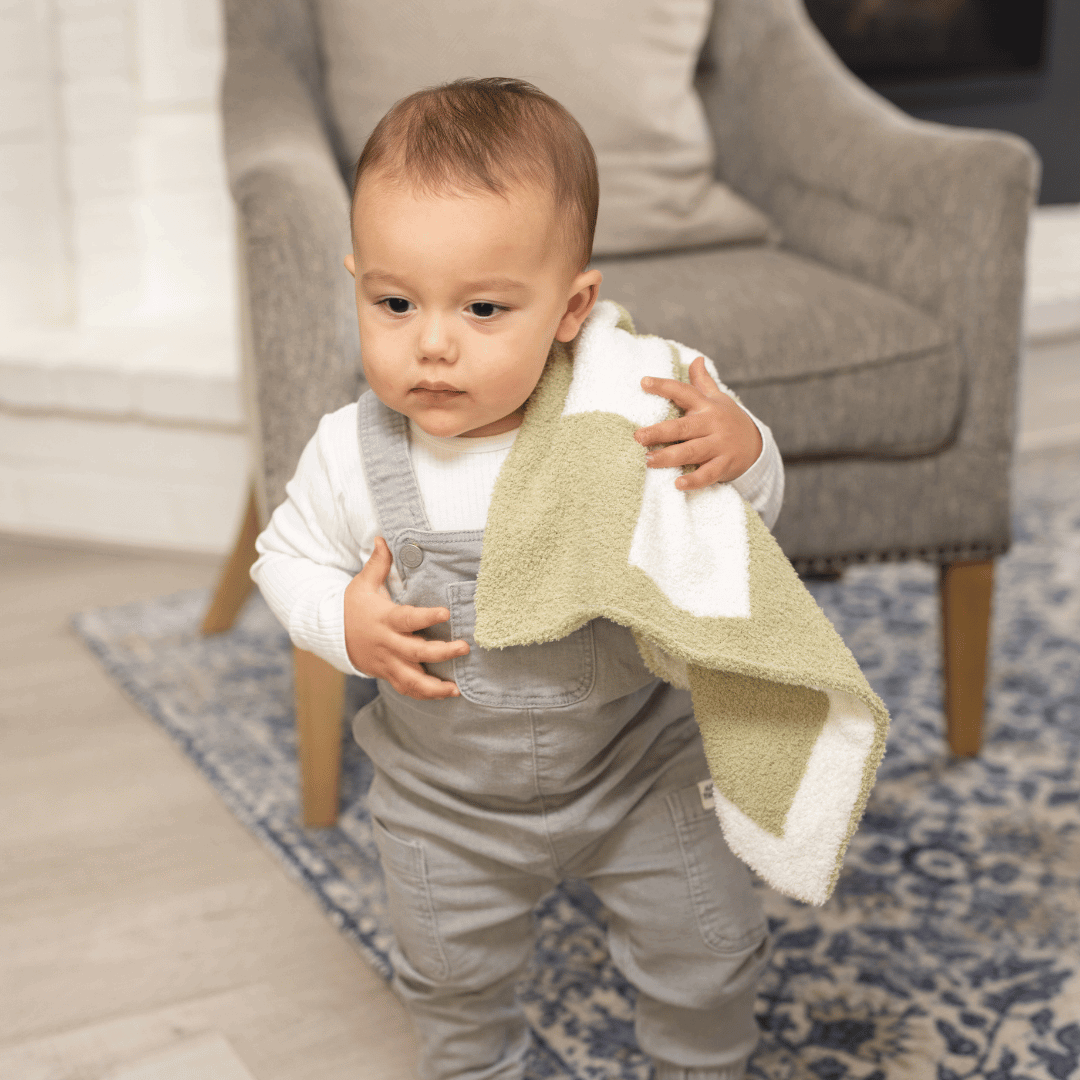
[352, 392, 770, 1080]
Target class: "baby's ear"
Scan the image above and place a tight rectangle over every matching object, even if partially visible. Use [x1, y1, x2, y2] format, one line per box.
[555, 269, 603, 342]
[344, 253, 356, 277]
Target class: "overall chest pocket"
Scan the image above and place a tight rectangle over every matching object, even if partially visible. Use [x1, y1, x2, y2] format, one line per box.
[446, 580, 596, 709]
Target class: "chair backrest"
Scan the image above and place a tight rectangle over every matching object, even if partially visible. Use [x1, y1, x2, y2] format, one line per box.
[308, 0, 772, 257]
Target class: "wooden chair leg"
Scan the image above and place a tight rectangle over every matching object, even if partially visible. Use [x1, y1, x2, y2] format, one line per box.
[939, 558, 994, 757]
[293, 645, 345, 827]
[201, 484, 344, 825]
[201, 484, 260, 635]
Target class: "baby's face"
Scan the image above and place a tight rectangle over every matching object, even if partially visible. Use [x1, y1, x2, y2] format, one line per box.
[346, 175, 600, 438]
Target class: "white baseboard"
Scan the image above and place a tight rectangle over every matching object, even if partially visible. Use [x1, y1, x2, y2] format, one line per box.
[0, 411, 250, 555]
[0, 321, 249, 555]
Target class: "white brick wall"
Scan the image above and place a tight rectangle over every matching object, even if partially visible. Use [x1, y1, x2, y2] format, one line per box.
[0, 0, 246, 554]
[0, 0, 236, 332]
[0, 0, 75, 326]
[140, 112, 234, 318]
[136, 0, 223, 104]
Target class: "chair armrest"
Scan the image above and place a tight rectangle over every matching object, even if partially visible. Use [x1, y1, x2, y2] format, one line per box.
[222, 0, 362, 518]
[699, 0, 1040, 456]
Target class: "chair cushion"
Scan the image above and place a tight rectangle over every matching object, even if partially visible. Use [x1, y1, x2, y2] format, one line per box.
[313, 0, 774, 257]
[594, 246, 963, 460]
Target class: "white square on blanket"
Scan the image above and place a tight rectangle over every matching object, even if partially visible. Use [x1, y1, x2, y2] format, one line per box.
[629, 467, 751, 619]
[561, 301, 673, 428]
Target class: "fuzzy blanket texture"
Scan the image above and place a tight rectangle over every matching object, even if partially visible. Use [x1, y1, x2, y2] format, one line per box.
[475, 300, 890, 905]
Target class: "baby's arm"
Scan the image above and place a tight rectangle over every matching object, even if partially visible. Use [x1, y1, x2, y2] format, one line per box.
[252, 408, 468, 698]
[634, 356, 784, 529]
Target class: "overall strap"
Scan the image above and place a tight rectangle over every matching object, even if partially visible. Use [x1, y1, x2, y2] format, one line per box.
[357, 391, 432, 537]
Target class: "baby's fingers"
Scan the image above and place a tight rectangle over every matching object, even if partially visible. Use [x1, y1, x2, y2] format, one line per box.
[688, 356, 721, 396]
[640, 375, 705, 411]
[673, 458, 728, 490]
[635, 413, 705, 448]
[386, 659, 461, 700]
[356, 535, 394, 587]
[644, 436, 715, 470]
[390, 602, 453, 634]
[401, 634, 471, 665]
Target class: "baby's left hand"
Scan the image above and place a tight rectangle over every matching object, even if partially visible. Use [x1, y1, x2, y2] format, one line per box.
[635, 356, 763, 491]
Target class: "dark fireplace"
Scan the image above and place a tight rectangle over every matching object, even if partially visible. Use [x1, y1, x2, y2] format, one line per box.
[804, 0, 1048, 84]
[804, 0, 1080, 203]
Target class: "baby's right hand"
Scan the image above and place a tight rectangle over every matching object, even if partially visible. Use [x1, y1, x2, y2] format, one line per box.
[344, 536, 469, 699]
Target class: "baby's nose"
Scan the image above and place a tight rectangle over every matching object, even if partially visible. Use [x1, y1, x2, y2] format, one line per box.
[418, 315, 457, 362]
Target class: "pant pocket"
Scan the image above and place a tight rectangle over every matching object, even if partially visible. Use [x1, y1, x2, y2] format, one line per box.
[370, 815, 450, 982]
[447, 580, 596, 708]
[666, 782, 768, 955]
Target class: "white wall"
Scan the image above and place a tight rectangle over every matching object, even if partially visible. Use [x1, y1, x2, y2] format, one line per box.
[0, 0, 74, 326]
[0, 0, 248, 555]
[0, 0, 235, 331]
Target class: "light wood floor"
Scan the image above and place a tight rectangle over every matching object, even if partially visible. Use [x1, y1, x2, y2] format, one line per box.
[0, 538, 418, 1080]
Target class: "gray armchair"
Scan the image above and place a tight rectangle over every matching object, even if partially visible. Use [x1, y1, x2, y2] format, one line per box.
[205, 0, 1038, 826]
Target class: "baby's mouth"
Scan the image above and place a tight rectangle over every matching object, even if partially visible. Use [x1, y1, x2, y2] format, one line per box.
[411, 382, 465, 399]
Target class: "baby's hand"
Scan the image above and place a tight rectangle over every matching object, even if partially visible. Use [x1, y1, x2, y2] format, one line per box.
[634, 356, 762, 491]
[344, 536, 470, 699]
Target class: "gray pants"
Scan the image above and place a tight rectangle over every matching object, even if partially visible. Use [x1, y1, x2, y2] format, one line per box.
[354, 392, 771, 1080]
[364, 692, 769, 1080]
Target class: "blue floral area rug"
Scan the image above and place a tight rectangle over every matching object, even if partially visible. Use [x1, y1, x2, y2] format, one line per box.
[73, 450, 1080, 1080]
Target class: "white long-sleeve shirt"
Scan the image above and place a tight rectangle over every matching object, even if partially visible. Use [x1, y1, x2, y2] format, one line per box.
[252, 399, 784, 677]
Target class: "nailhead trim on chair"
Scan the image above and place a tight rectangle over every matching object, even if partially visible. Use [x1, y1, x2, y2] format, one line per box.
[790, 539, 1008, 577]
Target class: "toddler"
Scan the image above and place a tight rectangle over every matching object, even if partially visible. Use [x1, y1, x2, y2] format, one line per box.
[253, 77, 784, 1080]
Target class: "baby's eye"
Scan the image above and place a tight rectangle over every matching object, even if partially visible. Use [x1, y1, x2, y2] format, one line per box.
[380, 297, 412, 315]
[468, 302, 501, 319]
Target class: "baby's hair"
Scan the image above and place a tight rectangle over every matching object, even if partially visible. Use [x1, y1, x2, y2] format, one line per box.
[351, 77, 599, 272]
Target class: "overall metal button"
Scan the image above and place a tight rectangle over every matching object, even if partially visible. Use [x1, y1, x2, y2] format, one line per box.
[399, 543, 424, 569]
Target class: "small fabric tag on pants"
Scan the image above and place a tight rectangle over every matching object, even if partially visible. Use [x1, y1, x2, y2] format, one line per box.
[698, 778, 715, 810]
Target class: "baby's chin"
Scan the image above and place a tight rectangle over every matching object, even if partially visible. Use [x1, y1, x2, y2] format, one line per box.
[413, 409, 524, 440]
